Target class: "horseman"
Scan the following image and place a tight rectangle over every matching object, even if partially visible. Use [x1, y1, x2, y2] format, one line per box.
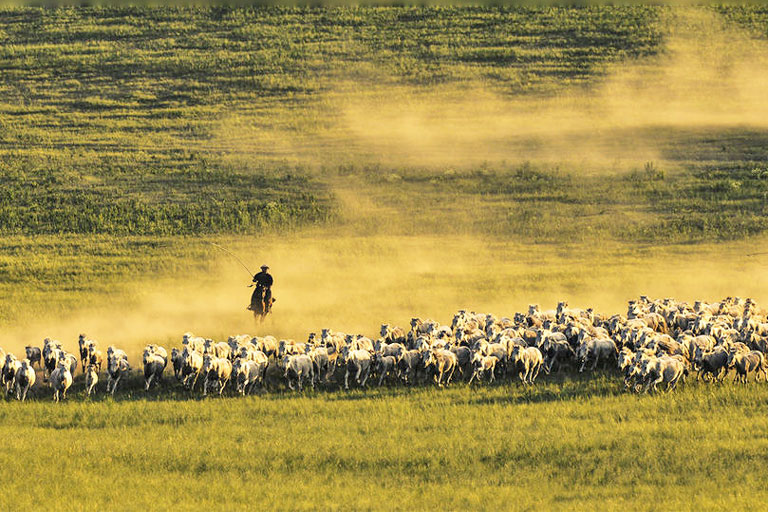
[250, 265, 274, 312]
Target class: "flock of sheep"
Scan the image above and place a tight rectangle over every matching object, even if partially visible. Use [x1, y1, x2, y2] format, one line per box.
[2, 295, 767, 401]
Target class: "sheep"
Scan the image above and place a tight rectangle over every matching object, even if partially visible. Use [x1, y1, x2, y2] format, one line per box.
[182, 333, 206, 354]
[305, 332, 319, 349]
[278, 339, 306, 357]
[145, 345, 168, 367]
[251, 336, 276, 359]
[340, 347, 372, 390]
[617, 347, 635, 387]
[107, 346, 128, 365]
[235, 342, 259, 362]
[227, 334, 252, 358]
[78, 334, 95, 374]
[49, 362, 73, 402]
[346, 334, 374, 354]
[451, 310, 480, 335]
[171, 348, 184, 381]
[282, 354, 314, 392]
[85, 364, 99, 397]
[213, 342, 231, 360]
[87, 344, 104, 373]
[181, 348, 204, 391]
[14, 359, 35, 401]
[380, 324, 407, 345]
[687, 335, 715, 368]
[143, 351, 166, 391]
[374, 340, 406, 362]
[412, 335, 433, 353]
[540, 338, 575, 374]
[58, 352, 78, 376]
[232, 360, 252, 395]
[306, 346, 333, 386]
[468, 353, 498, 385]
[42, 339, 63, 381]
[373, 354, 398, 387]
[509, 346, 543, 385]
[484, 342, 507, 360]
[410, 318, 438, 338]
[728, 350, 767, 384]
[449, 344, 473, 380]
[397, 350, 423, 386]
[695, 346, 729, 382]
[106, 356, 130, 396]
[24, 346, 41, 369]
[577, 337, 618, 372]
[423, 349, 458, 387]
[640, 356, 686, 393]
[2, 354, 21, 395]
[234, 356, 268, 395]
[202, 355, 232, 397]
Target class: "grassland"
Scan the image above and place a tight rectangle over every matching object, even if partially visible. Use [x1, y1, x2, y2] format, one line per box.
[0, 6, 663, 235]
[2, 5, 768, 510]
[0, 6, 766, 245]
[3, 374, 768, 510]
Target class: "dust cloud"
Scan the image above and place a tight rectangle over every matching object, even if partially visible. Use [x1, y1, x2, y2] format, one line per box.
[212, 8, 768, 170]
[3, 235, 768, 357]
[328, 9, 768, 168]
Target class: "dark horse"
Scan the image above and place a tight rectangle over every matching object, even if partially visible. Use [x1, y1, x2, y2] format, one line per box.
[248, 285, 274, 323]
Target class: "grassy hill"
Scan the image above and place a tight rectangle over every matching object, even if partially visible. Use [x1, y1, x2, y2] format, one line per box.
[0, 5, 766, 333]
[1, 6, 767, 316]
[0, 6, 765, 244]
[0, 6, 664, 235]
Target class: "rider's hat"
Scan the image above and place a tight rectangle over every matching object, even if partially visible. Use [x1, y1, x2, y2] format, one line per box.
[260, 265, 269, 270]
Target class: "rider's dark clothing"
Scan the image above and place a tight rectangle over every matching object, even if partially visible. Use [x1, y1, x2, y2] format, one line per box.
[251, 271, 273, 310]
[253, 271, 273, 288]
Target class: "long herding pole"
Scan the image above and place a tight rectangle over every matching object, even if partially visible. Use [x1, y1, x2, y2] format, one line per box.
[208, 242, 254, 277]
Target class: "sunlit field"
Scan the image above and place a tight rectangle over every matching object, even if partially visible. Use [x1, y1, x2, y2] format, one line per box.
[3, 5, 768, 510]
[2, 376, 768, 510]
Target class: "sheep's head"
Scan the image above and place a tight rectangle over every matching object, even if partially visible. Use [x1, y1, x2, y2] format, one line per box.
[423, 351, 435, 368]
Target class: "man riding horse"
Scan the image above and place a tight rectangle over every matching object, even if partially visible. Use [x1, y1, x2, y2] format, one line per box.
[249, 265, 274, 314]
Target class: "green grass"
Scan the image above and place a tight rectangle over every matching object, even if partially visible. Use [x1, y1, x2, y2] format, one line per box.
[0, 6, 664, 235]
[0, 154, 332, 234]
[0, 6, 766, 243]
[3, 373, 768, 510]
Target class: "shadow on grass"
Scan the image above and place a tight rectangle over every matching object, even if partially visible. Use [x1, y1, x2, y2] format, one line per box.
[9, 367, 656, 406]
